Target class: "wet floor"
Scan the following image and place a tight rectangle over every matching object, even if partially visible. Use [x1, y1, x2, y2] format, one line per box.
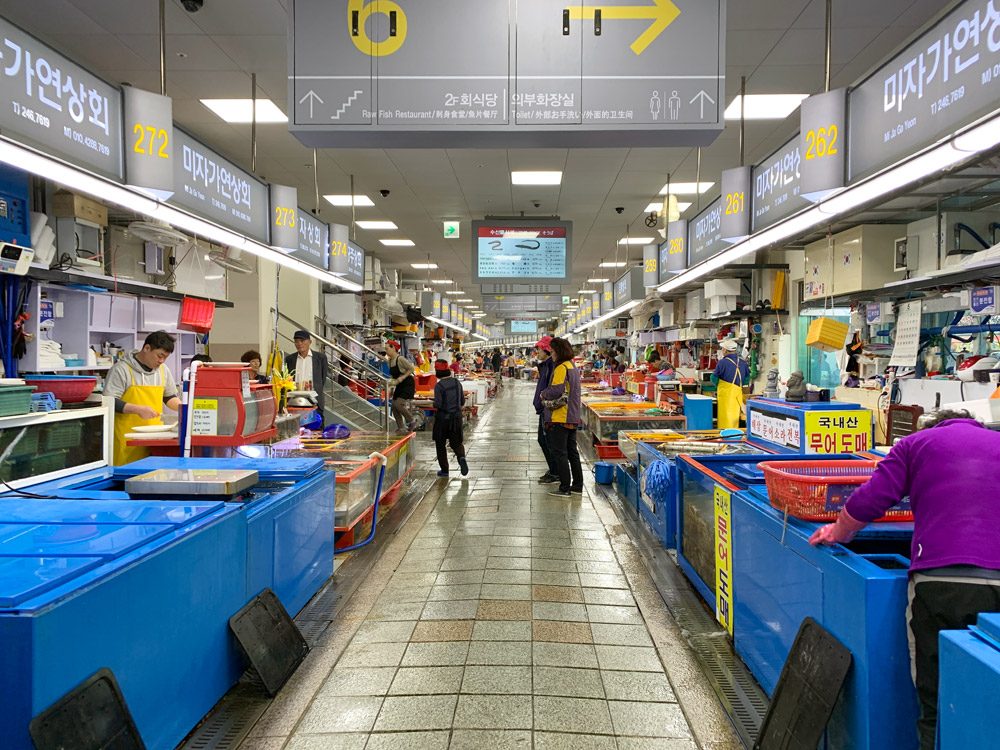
[241, 380, 741, 750]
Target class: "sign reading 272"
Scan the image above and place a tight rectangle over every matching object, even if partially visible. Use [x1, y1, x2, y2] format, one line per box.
[349, 0, 408, 57]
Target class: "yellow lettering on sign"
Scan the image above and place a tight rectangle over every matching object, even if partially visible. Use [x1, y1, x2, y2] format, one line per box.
[804, 125, 840, 161]
[348, 0, 408, 57]
[644, 258, 657, 273]
[330, 240, 349, 257]
[132, 123, 169, 159]
[713, 485, 733, 636]
[724, 192, 745, 216]
[668, 237, 684, 255]
[273, 206, 296, 228]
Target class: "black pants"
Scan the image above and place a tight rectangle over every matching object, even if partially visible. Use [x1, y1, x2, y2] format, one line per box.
[908, 573, 1000, 750]
[537, 415, 558, 476]
[546, 423, 583, 491]
[433, 412, 466, 473]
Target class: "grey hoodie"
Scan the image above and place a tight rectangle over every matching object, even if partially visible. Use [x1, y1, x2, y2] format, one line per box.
[104, 351, 179, 413]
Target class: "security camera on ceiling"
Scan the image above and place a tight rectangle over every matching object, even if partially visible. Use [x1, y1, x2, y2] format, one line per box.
[615, 206, 625, 214]
[379, 189, 391, 198]
[181, 0, 204, 11]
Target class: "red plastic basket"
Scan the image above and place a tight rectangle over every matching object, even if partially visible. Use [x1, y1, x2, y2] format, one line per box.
[178, 296, 215, 333]
[759, 460, 913, 523]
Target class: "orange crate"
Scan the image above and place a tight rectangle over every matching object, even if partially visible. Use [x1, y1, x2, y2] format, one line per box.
[759, 460, 913, 523]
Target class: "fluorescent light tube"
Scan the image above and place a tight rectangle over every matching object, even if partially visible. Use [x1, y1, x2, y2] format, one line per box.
[324, 194, 374, 207]
[380, 239, 415, 246]
[618, 237, 655, 245]
[588, 277, 610, 283]
[659, 181, 714, 195]
[411, 263, 438, 269]
[724, 94, 809, 121]
[511, 171, 562, 185]
[600, 261, 628, 268]
[356, 220, 398, 230]
[201, 98, 287, 123]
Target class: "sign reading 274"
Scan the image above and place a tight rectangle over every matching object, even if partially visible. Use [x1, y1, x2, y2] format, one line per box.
[349, 0, 408, 57]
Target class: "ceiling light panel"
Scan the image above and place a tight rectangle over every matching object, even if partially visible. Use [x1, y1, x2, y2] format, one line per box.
[646, 202, 693, 213]
[380, 239, 415, 246]
[200, 98, 288, 123]
[618, 237, 655, 245]
[600, 261, 628, 268]
[724, 94, 809, 120]
[511, 171, 562, 185]
[659, 182, 714, 195]
[411, 263, 438, 269]
[324, 194, 374, 207]
[588, 277, 610, 283]
[430, 279, 452, 284]
[356, 220, 398, 230]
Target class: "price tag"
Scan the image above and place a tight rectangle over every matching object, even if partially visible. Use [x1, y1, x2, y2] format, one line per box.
[192, 397, 219, 436]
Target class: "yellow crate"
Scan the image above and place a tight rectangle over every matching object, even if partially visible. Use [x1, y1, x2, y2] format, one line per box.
[806, 317, 849, 352]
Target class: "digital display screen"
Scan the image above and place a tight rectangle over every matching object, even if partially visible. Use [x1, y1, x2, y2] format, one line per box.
[510, 320, 538, 334]
[473, 220, 571, 283]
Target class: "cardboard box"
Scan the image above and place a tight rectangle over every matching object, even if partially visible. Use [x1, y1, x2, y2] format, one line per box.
[51, 192, 108, 226]
[709, 296, 737, 315]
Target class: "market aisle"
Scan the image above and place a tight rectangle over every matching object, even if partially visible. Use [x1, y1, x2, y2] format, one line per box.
[243, 380, 739, 750]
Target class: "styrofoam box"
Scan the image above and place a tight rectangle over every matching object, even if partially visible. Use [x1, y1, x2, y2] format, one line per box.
[704, 278, 743, 298]
[709, 296, 737, 315]
[941, 399, 1000, 424]
[685, 290, 706, 320]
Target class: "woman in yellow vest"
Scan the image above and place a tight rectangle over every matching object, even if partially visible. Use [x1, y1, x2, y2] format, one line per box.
[104, 330, 182, 465]
[712, 338, 750, 430]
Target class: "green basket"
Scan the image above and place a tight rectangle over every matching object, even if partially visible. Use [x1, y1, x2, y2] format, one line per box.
[32, 450, 68, 475]
[1, 427, 40, 458]
[42, 420, 83, 450]
[0, 386, 36, 417]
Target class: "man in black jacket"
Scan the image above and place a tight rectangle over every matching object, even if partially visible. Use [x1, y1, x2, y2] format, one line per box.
[285, 330, 329, 420]
[532, 336, 559, 484]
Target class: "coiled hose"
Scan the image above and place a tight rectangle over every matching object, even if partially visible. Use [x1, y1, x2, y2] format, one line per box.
[335, 451, 388, 554]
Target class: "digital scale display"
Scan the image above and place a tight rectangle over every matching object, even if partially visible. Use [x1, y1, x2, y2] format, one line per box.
[472, 220, 571, 283]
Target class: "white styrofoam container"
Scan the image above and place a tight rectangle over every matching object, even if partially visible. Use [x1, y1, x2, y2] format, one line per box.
[709, 296, 736, 315]
[704, 278, 742, 298]
[940, 399, 1000, 424]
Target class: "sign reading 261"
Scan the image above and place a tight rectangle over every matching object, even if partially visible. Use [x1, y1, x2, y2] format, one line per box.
[349, 0, 408, 57]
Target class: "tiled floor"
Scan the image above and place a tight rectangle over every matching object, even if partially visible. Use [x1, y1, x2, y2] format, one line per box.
[243, 380, 740, 750]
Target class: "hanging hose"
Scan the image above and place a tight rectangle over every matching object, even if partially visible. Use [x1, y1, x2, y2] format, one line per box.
[335, 451, 388, 554]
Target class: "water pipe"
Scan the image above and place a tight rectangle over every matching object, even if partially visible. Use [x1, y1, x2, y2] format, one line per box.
[335, 451, 388, 554]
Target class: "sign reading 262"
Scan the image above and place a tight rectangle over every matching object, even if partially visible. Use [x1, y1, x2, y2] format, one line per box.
[349, 0, 408, 57]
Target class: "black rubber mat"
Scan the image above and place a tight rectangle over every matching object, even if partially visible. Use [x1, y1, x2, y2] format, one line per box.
[755, 617, 852, 750]
[30, 668, 145, 750]
[229, 589, 308, 697]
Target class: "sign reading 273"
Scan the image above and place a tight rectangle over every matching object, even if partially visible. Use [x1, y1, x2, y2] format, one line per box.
[349, 0, 408, 57]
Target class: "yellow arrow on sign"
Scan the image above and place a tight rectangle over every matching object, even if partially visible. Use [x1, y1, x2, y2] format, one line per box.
[569, 0, 681, 56]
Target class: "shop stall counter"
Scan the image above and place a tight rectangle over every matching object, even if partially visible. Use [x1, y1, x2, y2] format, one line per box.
[938, 612, 1000, 750]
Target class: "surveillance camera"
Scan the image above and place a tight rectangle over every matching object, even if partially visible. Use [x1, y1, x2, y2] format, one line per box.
[532, 201, 541, 209]
[379, 189, 390, 198]
[615, 206, 625, 214]
[181, 0, 203, 11]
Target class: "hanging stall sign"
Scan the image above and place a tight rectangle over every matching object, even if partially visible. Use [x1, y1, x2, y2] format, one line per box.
[800, 88, 846, 200]
[171, 128, 269, 243]
[330, 235, 364, 284]
[269, 184, 299, 251]
[123, 86, 174, 199]
[420, 291, 442, 318]
[720, 166, 751, 242]
[751, 136, 803, 231]
[659, 219, 688, 281]
[0, 17, 123, 179]
[290, 0, 725, 148]
[592, 292, 602, 319]
[613, 267, 644, 307]
[441, 299, 451, 323]
[642, 244, 658, 287]
[849, 0, 1000, 181]
[687, 198, 725, 266]
[295, 209, 330, 270]
[602, 282, 615, 314]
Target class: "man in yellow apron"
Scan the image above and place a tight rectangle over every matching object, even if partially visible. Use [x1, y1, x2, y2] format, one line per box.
[104, 331, 182, 465]
[712, 338, 750, 430]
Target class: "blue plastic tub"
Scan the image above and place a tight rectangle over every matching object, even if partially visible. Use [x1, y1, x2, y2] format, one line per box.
[593, 462, 615, 485]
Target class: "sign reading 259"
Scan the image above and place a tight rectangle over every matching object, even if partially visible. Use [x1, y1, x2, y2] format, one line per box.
[349, 0, 408, 57]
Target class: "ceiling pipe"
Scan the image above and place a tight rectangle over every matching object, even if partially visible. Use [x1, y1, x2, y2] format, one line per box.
[250, 73, 257, 173]
[158, 0, 166, 95]
[824, 0, 833, 92]
[739, 75, 746, 167]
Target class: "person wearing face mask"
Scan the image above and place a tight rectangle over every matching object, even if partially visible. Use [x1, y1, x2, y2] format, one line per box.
[712, 338, 750, 429]
[532, 336, 560, 484]
[105, 330, 182, 465]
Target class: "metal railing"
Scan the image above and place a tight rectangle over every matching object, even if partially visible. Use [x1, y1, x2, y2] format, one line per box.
[272, 310, 391, 432]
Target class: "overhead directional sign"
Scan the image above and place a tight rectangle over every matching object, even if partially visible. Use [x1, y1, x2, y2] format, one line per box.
[289, 0, 725, 147]
[483, 294, 562, 313]
[0, 16, 123, 179]
[849, 0, 1000, 181]
[481, 283, 563, 295]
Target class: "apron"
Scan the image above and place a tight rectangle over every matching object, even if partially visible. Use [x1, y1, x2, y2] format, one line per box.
[432, 380, 463, 443]
[113, 366, 165, 466]
[716, 356, 745, 430]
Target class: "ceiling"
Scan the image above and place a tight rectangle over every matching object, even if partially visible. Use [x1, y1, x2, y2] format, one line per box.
[0, 0, 952, 321]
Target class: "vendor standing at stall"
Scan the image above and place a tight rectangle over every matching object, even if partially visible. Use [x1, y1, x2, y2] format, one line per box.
[105, 330, 182, 466]
[712, 338, 750, 429]
[811, 410, 1000, 750]
[284, 330, 328, 421]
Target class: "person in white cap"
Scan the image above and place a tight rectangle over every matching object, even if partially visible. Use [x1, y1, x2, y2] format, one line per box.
[712, 338, 750, 429]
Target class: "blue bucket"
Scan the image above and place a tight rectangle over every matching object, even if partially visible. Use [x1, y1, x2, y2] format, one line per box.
[593, 462, 615, 485]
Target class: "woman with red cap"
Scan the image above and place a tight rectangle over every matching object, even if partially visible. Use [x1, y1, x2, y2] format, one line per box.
[432, 359, 469, 477]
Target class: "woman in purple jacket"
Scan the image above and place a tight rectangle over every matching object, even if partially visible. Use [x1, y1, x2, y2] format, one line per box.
[811, 409, 1000, 750]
